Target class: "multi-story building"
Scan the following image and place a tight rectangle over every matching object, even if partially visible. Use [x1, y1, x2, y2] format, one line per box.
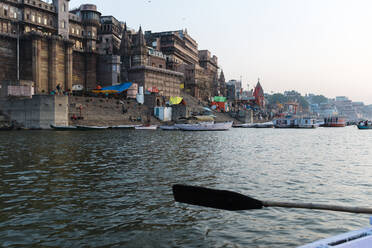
[226, 80, 242, 100]
[120, 25, 183, 98]
[0, 0, 220, 100]
[0, 0, 131, 92]
[145, 29, 199, 71]
[98, 16, 122, 55]
[145, 30, 219, 101]
[197, 49, 218, 100]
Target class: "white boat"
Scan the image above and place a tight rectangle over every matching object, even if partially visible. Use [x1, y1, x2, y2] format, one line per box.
[175, 121, 233, 131]
[110, 125, 140, 129]
[241, 122, 274, 128]
[135, 125, 158, 130]
[274, 116, 318, 128]
[299, 225, 372, 248]
[76, 125, 109, 130]
[159, 125, 179, 131]
[297, 117, 319, 128]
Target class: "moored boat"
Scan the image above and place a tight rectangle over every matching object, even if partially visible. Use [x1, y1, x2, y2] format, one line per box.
[110, 125, 140, 129]
[273, 116, 318, 128]
[50, 124, 77, 130]
[76, 125, 109, 130]
[135, 125, 158, 130]
[357, 120, 372, 129]
[175, 121, 233, 131]
[273, 116, 296, 128]
[323, 116, 346, 127]
[254, 121, 274, 128]
[159, 125, 179, 131]
[297, 117, 319, 128]
[240, 122, 274, 128]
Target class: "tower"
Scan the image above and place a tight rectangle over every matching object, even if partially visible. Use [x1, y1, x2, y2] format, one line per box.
[53, 0, 70, 39]
[119, 23, 132, 81]
[131, 26, 147, 66]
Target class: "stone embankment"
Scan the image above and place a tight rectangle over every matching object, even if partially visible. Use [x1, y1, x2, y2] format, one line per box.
[68, 96, 161, 126]
[68, 93, 239, 127]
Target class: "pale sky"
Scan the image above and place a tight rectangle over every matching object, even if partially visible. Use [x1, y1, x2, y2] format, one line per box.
[71, 0, 372, 104]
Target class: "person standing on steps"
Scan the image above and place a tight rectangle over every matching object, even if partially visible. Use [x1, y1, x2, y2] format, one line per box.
[56, 84, 61, 95]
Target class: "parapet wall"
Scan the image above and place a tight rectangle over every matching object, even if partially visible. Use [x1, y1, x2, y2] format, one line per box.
[0, 95, 68, 129]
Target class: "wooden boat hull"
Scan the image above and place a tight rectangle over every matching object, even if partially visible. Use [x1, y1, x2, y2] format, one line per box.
[135, 125, 157, 130]
[50, 124, 77, 130]
[159, 125, 179, 131]
[357, 125, 372, 129]
[76, 125, 109, 130]
[175, 122, 233, 131]
[323, 124, 346, 127]
[110, 125, 140, 129]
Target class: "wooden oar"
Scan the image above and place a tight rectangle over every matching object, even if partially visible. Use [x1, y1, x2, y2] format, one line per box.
[172, 184, 372, 214]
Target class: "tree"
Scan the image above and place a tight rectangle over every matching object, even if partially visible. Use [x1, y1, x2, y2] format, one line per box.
[310, 95, 328, 105]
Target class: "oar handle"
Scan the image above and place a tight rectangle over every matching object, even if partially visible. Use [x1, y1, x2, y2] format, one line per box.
[263, 200, 372, 214]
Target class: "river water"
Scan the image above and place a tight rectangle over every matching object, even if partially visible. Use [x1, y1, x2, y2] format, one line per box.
[1, 127, 372, 247]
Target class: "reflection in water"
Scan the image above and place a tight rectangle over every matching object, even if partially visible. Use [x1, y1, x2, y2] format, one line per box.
[1, 127, 372, 247]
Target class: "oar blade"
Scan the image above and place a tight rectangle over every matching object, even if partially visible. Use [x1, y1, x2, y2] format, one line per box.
[172, 184, 263, 211]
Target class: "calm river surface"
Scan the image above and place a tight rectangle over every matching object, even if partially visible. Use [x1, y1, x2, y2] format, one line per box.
[1, 127, 372, 247]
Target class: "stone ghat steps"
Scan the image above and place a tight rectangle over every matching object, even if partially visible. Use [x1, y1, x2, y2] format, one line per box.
[180, 92, 240, 123]
[68, 96, 161, 126]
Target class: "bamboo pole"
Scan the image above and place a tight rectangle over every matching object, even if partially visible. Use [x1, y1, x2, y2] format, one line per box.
[263, 201, 372, 214]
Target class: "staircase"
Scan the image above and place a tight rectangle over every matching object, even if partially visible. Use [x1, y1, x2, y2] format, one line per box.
[68, 96, 161, 126]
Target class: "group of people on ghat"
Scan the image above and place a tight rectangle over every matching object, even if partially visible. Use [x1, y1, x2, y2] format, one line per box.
[50, 84, 71, 96]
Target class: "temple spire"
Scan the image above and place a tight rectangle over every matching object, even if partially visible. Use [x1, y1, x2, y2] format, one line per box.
[219, 70, 225, 83]
[119, 22, 130, 56]
[138, 26, 146, 46]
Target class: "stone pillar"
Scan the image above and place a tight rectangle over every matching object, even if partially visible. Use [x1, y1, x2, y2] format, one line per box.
[48, 38, 58, 93]
[32, 38, 41, 93]
[65, 42, 73, 91]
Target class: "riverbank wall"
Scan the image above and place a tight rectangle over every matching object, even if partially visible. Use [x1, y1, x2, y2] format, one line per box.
[0, 95, 68, 129]
[0, 93, 241, 129]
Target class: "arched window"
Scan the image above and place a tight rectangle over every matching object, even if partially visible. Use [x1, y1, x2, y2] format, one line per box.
[63, 3, 66, 12]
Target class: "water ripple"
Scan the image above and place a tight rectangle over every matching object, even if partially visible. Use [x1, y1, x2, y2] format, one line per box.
[0, 128, 371, 247]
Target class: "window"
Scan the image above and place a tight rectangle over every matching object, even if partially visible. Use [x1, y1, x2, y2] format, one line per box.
[4, 7, 8, 17]
[31, 15, 35, 22]
[25, 26, 30, 32]
[63, 4, 66, 12]
[37, 16, 41, 23]
[50, 20, 53, 26]
[61, 21, 65, 29]
[3, 23, 7, 33]
[88, 31, 91, 36]
[26, 14, 30, 20]
[71, 27, 74, 34]
[76, 29, 79, 35]
[13, 12, 17, 19]
[44, 18, 47, 25]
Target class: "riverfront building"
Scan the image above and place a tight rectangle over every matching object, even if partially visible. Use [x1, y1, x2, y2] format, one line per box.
[0, 0, 220, 100]
[145, 30, 219, 101]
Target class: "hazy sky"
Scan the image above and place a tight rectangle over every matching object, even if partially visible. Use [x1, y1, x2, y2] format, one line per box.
[71, 0, 372, 104]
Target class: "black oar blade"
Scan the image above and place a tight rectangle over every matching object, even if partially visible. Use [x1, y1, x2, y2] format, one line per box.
[172, 184, 263, 211]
